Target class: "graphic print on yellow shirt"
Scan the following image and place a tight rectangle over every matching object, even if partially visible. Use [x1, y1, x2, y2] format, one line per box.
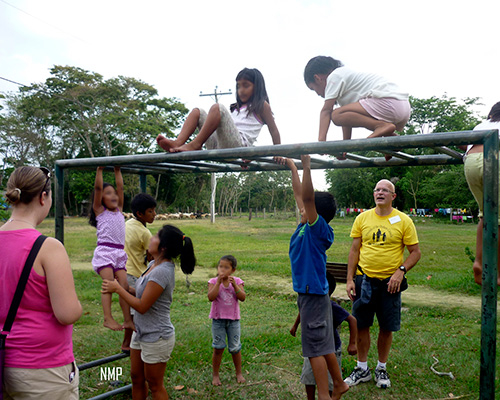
[351, 208, 418, 279]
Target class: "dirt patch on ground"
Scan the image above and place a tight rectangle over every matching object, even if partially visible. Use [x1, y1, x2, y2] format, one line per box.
[233, 269, 486, 311]
[73, 263, 488, 312]
[402, 285, 483, 311]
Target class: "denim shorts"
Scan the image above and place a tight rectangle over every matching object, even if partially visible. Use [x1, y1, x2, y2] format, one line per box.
[211, 319, 241, 354]
[352, 274, 401, 331]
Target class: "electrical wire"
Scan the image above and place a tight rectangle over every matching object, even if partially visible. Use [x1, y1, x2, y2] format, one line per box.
[0, 0, 87, 43]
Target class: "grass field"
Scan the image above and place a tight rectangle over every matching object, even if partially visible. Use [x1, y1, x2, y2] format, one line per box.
[35, 216, 499, 399]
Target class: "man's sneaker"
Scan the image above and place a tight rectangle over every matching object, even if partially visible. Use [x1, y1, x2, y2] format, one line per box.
[374, 366, 391, 388]
[344, 366, 372, 386]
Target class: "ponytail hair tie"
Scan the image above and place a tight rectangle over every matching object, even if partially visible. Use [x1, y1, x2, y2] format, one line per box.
[14, 188, 21, 195]
[182, 235, 186, 240]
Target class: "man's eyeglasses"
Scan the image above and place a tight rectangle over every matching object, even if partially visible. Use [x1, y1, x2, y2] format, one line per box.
[39, 167, 52, 197]
[373, 188, 394, 194]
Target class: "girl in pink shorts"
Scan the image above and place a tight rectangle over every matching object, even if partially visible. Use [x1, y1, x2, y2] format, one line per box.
[89, 166, 134, 334]
[304, 56, 410, 159]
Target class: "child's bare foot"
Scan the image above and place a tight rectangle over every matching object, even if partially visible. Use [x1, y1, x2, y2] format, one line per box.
[156, 134, 178, 152]
[236, 374, 246, 384]
[104, 318, 123, 331]
[368, 123, 397, 138]
[473, 261, 482, 285]
[123, 320, 136, 331]
[212, 376, 222, 386]
[171, 142, 202, 152]
[331, 381, 349, 400]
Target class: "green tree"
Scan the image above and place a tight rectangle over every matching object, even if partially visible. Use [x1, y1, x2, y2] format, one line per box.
[2, 65, 188, 162]
[0, 65, 192, 214]
[237, 170, 293, 213]
[0, 93, 55, 168]
[408, 95, 482, 135]
[325, 94, 482, 211]
[216, 173, 244, 216]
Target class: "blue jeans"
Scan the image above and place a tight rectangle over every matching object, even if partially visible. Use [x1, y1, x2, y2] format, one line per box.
[211, 319, 241, 354]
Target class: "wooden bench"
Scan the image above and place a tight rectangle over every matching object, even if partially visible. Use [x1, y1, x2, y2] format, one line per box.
[326, 261, 348, 284]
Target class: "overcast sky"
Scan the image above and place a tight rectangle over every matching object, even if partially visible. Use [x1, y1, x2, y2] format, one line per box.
[1, 0, 499, 189]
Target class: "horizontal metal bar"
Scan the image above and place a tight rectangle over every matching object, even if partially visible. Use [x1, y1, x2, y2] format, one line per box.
[72, 153, 465, 175]
[55, 130, 495, 169]
[345, 153, 373, 163]
[432, 146, 464, 159]
[382, 151, 416, 161]
[87, 384, 132, 400]
[78, 352, 129, 371]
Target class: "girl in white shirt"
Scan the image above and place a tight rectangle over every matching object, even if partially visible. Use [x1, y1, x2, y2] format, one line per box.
[304, 56, 410, 149]
[157, 68, 281, 152]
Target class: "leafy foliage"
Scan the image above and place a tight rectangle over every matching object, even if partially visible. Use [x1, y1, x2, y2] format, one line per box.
[0, 70, 487, 215]
[326, 95, 483, 211]
[13, 65, 189, 159]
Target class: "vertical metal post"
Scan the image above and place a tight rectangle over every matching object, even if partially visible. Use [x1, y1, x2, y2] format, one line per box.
[139, 173, 147, 193]
[480, 129, 498, 400]
[55, 164, 65, 243]
[210, 173, 216, 223]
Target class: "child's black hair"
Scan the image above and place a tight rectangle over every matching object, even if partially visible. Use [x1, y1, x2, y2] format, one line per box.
[304, 56, 343, 85]
[88, 182, 113, 228]
[157, 224, 196, 275]
[131, 193, 157, 218]
[230, 68, 269, 118]
[219, 255, 237, 270]
[326, 271, 336, 297]
[315, 191, 337, 224]
[488, 102, 500, 122]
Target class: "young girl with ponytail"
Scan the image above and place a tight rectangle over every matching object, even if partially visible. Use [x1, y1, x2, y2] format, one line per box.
[102, 224, 196, 400]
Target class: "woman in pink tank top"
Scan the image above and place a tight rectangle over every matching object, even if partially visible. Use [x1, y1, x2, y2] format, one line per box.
[1, 166, 82, 400]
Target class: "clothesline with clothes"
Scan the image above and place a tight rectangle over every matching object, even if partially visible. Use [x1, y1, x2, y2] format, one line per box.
[408, 208, 474, 222]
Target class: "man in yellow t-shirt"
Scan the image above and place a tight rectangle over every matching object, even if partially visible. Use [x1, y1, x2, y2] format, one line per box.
[344, 179, 420, 390]
[122, 193, 156, 352]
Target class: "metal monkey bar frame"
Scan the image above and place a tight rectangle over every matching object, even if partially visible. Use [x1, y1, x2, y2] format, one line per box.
[55, 130, 498, 399]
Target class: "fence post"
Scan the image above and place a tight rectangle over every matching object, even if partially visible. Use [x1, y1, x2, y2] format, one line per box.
[55, 164, 64, 243]
[479, 129, 498, 400]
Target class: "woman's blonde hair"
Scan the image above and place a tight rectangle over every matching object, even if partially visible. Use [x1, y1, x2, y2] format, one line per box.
[5, 166, 51, 205]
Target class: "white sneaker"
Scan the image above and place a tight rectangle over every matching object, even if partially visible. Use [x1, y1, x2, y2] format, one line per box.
[344, 366, 372, 386]
[374, 366, 391, 388]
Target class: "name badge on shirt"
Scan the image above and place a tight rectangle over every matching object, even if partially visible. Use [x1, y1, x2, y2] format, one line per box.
[389, 215, 401, 224]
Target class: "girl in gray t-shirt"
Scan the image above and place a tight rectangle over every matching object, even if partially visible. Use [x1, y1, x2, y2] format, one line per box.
[102, 224, 196, 399]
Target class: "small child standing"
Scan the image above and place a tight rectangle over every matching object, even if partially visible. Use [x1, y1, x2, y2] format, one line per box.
[122, 193, 157, 352]
[89, 166, 133, 332]
[286, 155, 349, 400]
[290, 273, 358, 400]
[207, 255, 246, 386]
[304, 56, 410, 156]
